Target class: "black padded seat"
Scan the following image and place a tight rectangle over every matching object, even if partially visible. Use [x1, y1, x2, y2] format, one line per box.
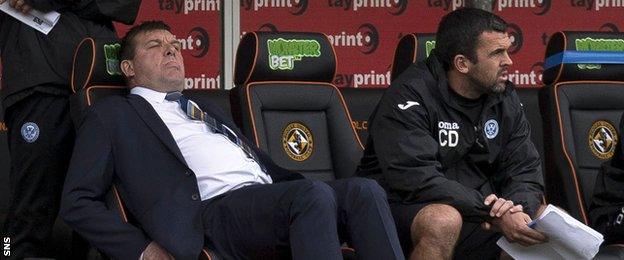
[540, 31, 624, 224]
[231, 31, 363, 181]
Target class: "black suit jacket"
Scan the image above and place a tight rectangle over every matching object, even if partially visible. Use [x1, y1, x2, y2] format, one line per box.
[60, 94, 302, 259]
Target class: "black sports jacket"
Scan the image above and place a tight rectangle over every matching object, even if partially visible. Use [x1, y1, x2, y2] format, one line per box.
[357, 53, 544, 223]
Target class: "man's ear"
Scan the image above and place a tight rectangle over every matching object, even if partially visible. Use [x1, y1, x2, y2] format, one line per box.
[120, 60, 135, 78]
[453, 54, 471, 74]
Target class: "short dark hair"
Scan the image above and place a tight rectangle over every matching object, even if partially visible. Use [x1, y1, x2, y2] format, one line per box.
[120, 21, 172, 61]
[434, 8, 507, 71]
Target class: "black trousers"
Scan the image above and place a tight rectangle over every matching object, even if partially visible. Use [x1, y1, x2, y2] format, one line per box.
[2, 91, 75, 258]
[202, 178, 404, 260]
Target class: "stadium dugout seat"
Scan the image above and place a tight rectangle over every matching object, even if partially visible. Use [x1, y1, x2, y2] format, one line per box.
[335, 33, 435, 155]
[515, 87, 547, 176]
[230, 31, 363, 181]
[339, 88, 385, 143]
[70, 37, 226, 260]
[539, 31, 624, 226]
[390, 33, 435, 82]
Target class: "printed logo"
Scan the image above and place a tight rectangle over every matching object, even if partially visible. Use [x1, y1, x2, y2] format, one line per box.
[333, 70, 391, 88]
[588, 120, 618, 160]
[425, 40, 436, 58]
[505, 62, 543, 86]
[3, 236, 9, 257]
[327, 23, 380, 54]
[184, 74, 220, 89]
[282, 122, 314, 161]
[427, 0, 464, 11]
[21, 122, 39, 143]
[103, 43, 121, 76]
[438, 121, 460, 147]
[267, 38, 321, 70]
[158, 0, 220, 14]
[352, 120, 368, 131]
[358, 23, 380, 54]
[506, 23, 523, 55]
[183, 27, 210, 58]
[570, 0, 624, 11]
[495, 0, 551, 15]
[614, 206, 624, 225]
[484, 119, 499, 139]
[327, 0, 408, 15]
[575, 37, 624, 70]
[241, 0, 308, 15]
[398, 101, 420, 110]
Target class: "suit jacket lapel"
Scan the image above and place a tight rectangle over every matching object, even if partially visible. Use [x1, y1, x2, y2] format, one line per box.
[127, 94, 188, 166]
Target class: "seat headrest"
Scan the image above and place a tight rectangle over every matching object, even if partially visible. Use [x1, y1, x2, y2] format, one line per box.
[543, 31, 624, 85]
[390, 33, 435, 82]
[71, 37, 125, 93]
[234, 31, 336, 85]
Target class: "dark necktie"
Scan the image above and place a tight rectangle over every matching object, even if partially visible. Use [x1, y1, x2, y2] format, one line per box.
[165, 91, 266, 172]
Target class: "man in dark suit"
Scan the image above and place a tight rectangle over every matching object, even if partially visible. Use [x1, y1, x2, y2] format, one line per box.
[59, 21, 404, 260]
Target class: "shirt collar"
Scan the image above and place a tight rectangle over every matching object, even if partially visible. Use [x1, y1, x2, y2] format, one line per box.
[131, 86, 169, 104]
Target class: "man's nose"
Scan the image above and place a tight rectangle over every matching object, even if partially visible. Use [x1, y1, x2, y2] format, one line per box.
[165, 44, 177, 56]
[502, 52, 513, 66]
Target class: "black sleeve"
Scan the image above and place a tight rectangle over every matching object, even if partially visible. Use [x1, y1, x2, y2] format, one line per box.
[22, 0, 140, 24]
[23, 0, 74, 12]
[370, 82, 490, 222]
[497, 92, 545, 218]
[60, 108, 150, 259]
[72, 0, 141, 25]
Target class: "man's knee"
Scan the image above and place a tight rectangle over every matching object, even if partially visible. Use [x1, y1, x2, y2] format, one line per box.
[411, 204, 462, 243]
[294, 180, 337, 211]
[341, 177, 387, 201]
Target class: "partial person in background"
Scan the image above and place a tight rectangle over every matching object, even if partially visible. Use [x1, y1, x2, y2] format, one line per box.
[0, 0, 140, 258]
[356, 8, 548, 259]
[591, 113, 624, 244]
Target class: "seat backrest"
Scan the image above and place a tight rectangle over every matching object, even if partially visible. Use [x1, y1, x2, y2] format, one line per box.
[390, 33, 435, 82]
[231, 31, 363, 181]
[339, 87, 385, 142]
[540, 31, 624, 224]
[516, 87, 546, 179]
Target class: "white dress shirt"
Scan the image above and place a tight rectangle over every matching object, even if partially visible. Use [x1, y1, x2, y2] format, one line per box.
[131, 87, 272, 201]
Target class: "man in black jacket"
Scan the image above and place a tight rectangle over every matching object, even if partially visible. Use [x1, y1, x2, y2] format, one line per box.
[357, 8, 547, 259]
[0, 0, 140, 258]
[60, 21, 403, 260]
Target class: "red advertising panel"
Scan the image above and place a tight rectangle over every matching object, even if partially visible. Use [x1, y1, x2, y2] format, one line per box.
[240, 0, 623, 88]
[115, 0, 223, 89]
[493, 0, 622, 87]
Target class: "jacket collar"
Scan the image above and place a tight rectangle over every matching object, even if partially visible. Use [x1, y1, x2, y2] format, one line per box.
[126, 94, 188, 167]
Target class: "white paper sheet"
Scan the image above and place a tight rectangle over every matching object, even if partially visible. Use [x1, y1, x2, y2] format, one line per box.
[0, 2, 60, 35]
[497, 204, 604, 260]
